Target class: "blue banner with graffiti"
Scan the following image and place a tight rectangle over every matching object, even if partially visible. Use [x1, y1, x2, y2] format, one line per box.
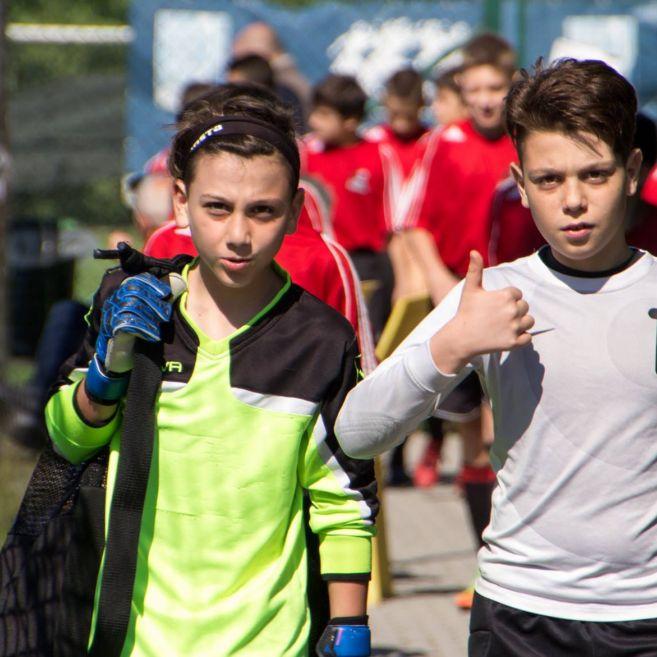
[127, 0, 657, 172]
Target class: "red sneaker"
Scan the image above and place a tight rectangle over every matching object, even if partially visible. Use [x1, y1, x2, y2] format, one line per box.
[454, 585, 475, 610]
[413, 440, 440, 488]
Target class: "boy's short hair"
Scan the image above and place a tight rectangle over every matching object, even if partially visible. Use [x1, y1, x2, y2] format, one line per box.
[434, 67, 461, 94]
[176, 82, 216, 122]
[635, 112, 657, 170]
[169, 83, 298, 192]
[312, 74, 368, 121]
[385, 68, 424, 104]
[461, 32, 516, 77]
[505, 58, 637, 162]
[227, 54, 275, 90]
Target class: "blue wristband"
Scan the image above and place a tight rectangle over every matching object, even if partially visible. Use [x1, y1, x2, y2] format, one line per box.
[85, 354, 129, 404]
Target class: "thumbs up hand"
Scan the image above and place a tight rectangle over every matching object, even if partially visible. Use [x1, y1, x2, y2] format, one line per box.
[430, 251, 534, 374]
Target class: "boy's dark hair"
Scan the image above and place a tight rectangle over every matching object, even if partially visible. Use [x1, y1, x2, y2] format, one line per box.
[434, 67, 461, 94]
[505, 58, 637, 162]
[227, 54, 275, 90]
[176, 82, 216, 122]
[312, 74, 368, 121]
[169, 83, 298, 193]
[385, 68, 424, 103]
[461, 32, 516, 77]
[635, 112, 657, 170]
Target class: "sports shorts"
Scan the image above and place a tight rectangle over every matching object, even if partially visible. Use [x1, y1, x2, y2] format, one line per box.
[469, 592, 657, 657]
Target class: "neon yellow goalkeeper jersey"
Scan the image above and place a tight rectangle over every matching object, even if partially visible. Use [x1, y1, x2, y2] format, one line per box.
[45, 260, 378, 657]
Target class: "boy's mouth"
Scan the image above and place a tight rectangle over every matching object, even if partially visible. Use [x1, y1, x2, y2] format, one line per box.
[561, 222, 594, 240]
[221, 257, 252, 272]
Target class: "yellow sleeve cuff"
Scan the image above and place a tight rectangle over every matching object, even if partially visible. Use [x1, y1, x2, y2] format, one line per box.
[319, 533, 373, 576]
[45, 382, 121, 464]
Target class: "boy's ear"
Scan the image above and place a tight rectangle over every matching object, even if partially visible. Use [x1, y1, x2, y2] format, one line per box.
[172, 179, 190, 229]
[286, 188, 305, 235]
[625, 147, 643, 197]
[510, 162, 529, 208]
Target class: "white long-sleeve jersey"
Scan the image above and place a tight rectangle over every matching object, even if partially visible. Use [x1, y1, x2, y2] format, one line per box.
[337, 250, 657, 621]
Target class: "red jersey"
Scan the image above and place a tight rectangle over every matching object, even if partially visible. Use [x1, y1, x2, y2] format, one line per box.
[488, 177, 544, 265]
[143, 203, 377, 372]
[642, 164, 657, 207]
[303, 137, 391, 253]
[416, 120, 518, 277]
[365, 123, 432, 232]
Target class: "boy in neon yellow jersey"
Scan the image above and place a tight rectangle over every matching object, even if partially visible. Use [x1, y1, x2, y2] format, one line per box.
[45, 84, 377, 657]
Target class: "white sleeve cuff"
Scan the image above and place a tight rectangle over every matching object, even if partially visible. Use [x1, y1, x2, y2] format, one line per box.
[404, 340, 460, 394]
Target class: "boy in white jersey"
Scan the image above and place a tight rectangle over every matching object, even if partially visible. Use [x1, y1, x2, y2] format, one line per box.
[335, 58, 657, 655]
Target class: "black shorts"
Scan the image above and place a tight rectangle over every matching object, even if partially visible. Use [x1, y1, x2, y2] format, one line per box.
[434, 371, 482, 422]
[469, 592, 657, 657]
[348, 249, 394, 341]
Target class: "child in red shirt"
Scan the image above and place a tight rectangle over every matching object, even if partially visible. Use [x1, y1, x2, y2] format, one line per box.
[304, 74, 393, 337]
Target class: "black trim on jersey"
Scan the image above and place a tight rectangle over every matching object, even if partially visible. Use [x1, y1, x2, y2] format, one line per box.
[322, 572, 371, 582]
[539, 245, 640, 278]
[229, 283, 355, 402]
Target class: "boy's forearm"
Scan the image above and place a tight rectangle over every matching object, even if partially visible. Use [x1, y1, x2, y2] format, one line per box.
[76, 379, 118, 426]
[327, 580, 368, 618]
[336, 339, 467, 459]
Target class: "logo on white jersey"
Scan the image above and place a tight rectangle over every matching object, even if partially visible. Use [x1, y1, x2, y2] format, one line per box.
[346, 169, 371, 195]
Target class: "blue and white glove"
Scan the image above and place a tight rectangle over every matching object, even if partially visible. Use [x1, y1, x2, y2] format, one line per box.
[85, 273, 180, 404]
[316, 616, 371, 657]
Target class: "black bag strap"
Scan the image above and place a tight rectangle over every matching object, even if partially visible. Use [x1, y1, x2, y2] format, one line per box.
[87, 333, 163, 656]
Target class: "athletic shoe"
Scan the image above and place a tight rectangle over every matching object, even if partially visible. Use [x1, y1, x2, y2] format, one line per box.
[413, 440, 441, 488]
[454, 585, 475, 610]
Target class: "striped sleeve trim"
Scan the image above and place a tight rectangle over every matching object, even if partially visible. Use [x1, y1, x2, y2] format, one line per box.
[312, 414, 374, 524]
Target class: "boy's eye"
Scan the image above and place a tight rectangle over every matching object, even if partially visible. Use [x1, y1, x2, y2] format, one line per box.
[204, 201, 230, 213]
[250, 205, 276, 218]
[535, 174, 560, 187]
[583, 169, 611, 183]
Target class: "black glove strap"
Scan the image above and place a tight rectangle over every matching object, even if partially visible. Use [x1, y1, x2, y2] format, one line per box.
[328, 615, 369, 626]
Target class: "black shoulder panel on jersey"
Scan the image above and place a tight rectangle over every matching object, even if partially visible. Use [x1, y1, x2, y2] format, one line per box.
[229, 284, 357, 403]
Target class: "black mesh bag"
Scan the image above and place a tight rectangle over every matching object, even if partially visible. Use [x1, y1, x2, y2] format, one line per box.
[0, 443, 108, 657]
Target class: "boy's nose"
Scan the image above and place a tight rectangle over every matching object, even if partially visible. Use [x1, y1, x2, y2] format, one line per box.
[225, 213, 251, 249]
[562, 179, 587, 215]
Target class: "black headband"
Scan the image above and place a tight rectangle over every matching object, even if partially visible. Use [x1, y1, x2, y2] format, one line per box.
[180, 115, 300, 188]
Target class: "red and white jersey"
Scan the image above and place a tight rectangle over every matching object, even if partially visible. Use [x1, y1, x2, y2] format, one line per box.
[143, 200, 377, 373]
[302, 136, 391, 253]
[416, 119, 518, 277]
[488, 177, 544, 266]
[365, 123, 433, 232]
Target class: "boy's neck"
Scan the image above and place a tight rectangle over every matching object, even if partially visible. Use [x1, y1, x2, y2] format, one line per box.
[185, 261, 284, 341]
[470, 120, 506, 141]
[388, 123, 425, 142]
[325, 133, 360, 149]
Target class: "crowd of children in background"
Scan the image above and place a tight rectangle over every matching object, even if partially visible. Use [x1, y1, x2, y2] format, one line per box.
[19, 25, 657, 621]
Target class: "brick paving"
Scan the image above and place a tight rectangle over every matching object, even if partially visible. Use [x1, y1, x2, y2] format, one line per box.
[369, 434, 477, 657]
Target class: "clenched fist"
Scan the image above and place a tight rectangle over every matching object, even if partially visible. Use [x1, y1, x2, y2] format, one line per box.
[430, 251, 534, 374]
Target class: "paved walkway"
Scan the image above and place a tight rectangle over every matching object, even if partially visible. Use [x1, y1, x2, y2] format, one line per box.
[369, 433, 477, 657]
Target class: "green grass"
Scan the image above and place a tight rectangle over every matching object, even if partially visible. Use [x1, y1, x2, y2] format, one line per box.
[0, 439, 39, 542]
